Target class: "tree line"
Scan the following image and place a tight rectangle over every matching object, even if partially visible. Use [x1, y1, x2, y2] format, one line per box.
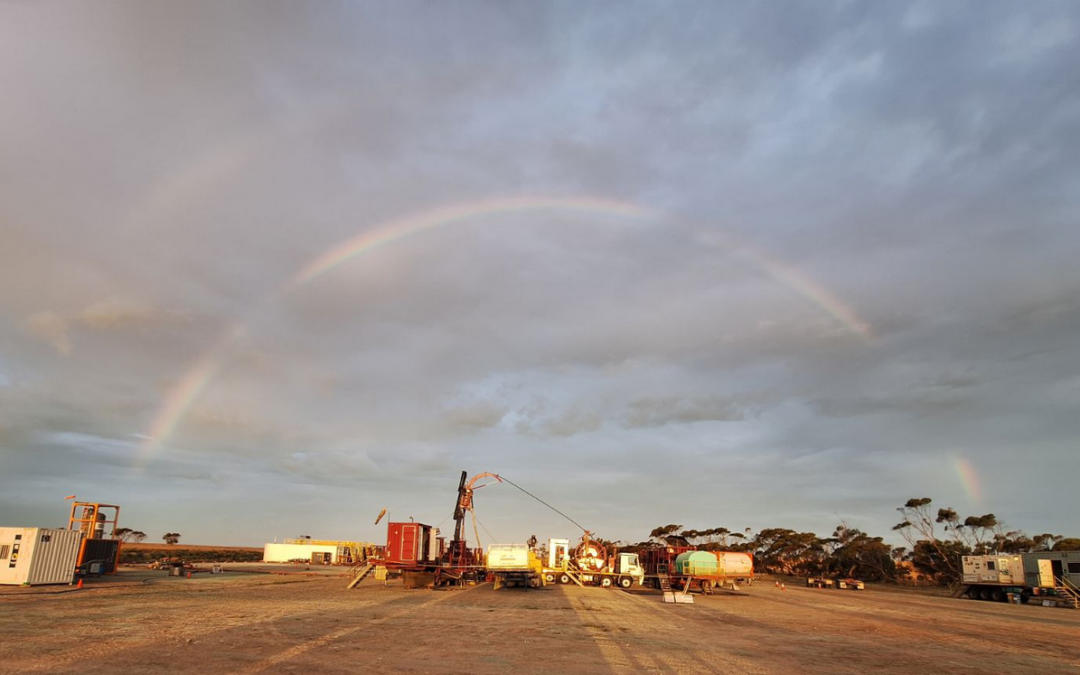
[620, 497, 1078, 585]
[113, 528, 182, 545]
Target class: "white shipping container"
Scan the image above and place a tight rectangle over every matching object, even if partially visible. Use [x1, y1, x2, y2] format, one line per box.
[0, 527, 83, 586]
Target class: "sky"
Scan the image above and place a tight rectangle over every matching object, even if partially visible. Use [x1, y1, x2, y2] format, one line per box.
[1, 1, 1078, 549]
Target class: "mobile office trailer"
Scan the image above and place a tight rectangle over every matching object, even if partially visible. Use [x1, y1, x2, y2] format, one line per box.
[962, 551, 1080, 607]
[0, 528, 83, 586]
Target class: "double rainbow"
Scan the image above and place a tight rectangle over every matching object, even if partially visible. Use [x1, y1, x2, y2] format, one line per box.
[140, 196, 874, 460]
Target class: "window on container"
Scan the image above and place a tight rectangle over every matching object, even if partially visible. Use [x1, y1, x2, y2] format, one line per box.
[0, 545, 9, 560]
[986, 561, 996, 571]
[1068, 562, 1080, 575]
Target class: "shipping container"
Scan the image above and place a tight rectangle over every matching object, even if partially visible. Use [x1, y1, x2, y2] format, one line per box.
[0, 527, 83, 586]
[384, 522, 437, 566]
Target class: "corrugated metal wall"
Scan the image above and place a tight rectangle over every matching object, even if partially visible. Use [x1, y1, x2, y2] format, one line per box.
[0, 527, 82, 585]
[27, 529, 83, 585]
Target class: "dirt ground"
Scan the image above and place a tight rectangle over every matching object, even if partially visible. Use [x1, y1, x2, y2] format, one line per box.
[2, 568, 1078, 675]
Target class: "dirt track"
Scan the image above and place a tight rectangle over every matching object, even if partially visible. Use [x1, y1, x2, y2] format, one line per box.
[2, 570, 1078, 674]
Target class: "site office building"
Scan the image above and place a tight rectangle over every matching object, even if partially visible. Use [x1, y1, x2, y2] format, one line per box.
[0, 528, 83, 586]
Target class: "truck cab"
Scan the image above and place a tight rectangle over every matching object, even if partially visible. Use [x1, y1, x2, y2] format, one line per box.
[616, 552, 645, 586]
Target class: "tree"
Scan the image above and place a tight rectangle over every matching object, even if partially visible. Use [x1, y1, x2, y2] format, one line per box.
[163, 532, 181, 545]
[827, 524, 897, 581]
[114, 527, 134, 542]
[648, 524, 686, 546]
[131, 531, 147, 543]
[893, 497, 966, 585]
[1032, 533, 1063, 551]
[1053, 538, 1080, 551]
[752, 528, 826, 576]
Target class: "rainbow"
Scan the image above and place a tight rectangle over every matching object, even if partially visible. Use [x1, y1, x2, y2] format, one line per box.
[953, 456, 983, 506]
[728, 243, 873, 338]
[139, 195, 875, 457]
[290, 196, 649, 286]
[139, 323, 245, 461]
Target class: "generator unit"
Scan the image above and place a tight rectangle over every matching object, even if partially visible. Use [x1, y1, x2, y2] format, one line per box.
[0, 528, 83, 586]
[962, 551, 1080, 606]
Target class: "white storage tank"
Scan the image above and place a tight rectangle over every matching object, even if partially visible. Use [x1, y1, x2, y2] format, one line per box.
[0, 528, 84, 586]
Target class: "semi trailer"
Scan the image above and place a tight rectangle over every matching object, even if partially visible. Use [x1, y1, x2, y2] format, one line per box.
[961, 551, 1080, 608]
[642, 546, 754, 594]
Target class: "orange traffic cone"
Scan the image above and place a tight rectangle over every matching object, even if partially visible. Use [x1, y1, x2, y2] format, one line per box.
[781, 583, 786, 591]
[76, 578, 83, 589]
[186, 572, 192, 579]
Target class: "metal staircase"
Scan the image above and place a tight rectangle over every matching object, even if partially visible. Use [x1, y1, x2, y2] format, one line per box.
[346, 562, 373, 589]
[657, 563, 673, 593]
[657, 563, 692, 603]
[1055, 576, 1079, 609]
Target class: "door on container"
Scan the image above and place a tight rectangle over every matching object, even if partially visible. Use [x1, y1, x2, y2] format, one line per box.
[998, 558, 1014, 584]
[1051, 560, 1064, 584]
[1038, 559, 1055, 587]
[400, 526, 417, 563]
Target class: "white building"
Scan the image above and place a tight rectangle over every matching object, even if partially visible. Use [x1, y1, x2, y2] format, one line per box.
[263, 542, 340, 564]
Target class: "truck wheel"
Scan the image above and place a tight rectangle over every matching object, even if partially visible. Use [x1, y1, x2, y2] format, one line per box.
[991, 589, 1004, 602]
[544, 573, 555, 584]
[558, 574, 570, 585]
[618, 576, 633, 589]
[600, 576, 613, 588]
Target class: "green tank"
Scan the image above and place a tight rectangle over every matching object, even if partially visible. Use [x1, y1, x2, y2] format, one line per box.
[674, 551, 718, 576]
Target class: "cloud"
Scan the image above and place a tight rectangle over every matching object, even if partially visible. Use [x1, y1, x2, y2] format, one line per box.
[77, 298, 190, 330]
[2, 1, 1079, 545]
[24, 311, 71, 355]
[441, 402, 507, 431]
[623, 395, 751, 428]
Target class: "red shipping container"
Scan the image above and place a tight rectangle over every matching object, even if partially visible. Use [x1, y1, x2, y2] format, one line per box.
[385, 522, 432, 565]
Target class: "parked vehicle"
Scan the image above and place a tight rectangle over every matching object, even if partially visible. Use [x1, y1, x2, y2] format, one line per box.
[961, 551, 1080, 608]
[641, 546, 754, 594]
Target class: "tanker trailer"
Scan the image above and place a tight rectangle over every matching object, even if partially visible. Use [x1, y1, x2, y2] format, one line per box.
[673, 550, 754, 594]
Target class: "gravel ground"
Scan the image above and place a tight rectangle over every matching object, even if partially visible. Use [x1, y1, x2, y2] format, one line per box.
[2, 569, 1078, 675]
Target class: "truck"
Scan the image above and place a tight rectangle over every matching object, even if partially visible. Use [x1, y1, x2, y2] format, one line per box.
[961, 551, 1080, 608]
[486, 544, 544, 589]
[641, 546, 754, 594]
[540, 536, 645, 588]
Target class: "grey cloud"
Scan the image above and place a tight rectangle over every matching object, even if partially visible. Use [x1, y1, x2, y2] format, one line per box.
[2, 1, 1078, 544]
[623, 395, 751, 429]
[23, 311, 72, 355]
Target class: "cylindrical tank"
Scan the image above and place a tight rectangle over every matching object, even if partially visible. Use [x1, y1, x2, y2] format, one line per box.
[674, 551, 754, 577]
[716, 552, 753, 577]
[675, 551, 717, 576]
